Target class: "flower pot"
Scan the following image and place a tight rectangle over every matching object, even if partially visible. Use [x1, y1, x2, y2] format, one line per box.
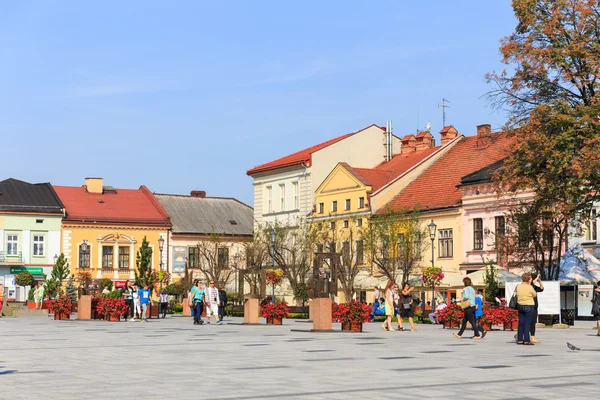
[54, 312, 69, 320]
[480, 322, 492, 331]
[351, 321, 363, 332]
[109, 315, 120, 322]
[341, 321, 351, 331]
[266, 317, 282, 325]
[504, 319, 518, 331]
[27, 301, 36, 310]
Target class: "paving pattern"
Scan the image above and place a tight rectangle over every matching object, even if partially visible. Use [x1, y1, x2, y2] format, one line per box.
[1, 316, 599, 399]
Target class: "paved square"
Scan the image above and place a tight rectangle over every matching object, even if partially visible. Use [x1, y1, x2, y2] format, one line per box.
[1, 317, 599, 399]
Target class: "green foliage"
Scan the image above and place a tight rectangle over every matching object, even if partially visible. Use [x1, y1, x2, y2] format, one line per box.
[45, 253, 70, 298]
[98, 278, 113, 291]
[65, 276, 78, 302]
[292, 283, 309, 305]
[135, 236, 154, 288]
[28, 287, 35, 301]
[484, 260, 499, 305]
[173, 304, 183, 313]
[165, 282, 185, 297]
[97, 290, 123, 299]
[15, 272, 35, 287]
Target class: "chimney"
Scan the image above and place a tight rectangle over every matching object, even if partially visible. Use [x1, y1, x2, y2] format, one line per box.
[190, 190, 206, 198]
[476, 124, 492, 149]
[440, 125, 458, 146]
[85, 177, 103, 194]
[400, 135, 417, 154]
[414, 131, 435, 151]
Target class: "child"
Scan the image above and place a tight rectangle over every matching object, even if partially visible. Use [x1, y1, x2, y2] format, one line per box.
[130, 284, 141, 321]
[139, 284, 151, 322]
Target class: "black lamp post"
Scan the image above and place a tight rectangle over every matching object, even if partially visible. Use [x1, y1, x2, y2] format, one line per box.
[270, 229, 276, 303]
[158, 236, 165, 298]
[427, 220, 437, 312]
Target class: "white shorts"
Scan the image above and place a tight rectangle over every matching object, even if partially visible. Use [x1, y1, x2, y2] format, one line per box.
[206, 303, 219, 316]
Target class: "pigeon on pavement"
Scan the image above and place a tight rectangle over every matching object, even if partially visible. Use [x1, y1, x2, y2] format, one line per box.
[566, 342, 580, 351]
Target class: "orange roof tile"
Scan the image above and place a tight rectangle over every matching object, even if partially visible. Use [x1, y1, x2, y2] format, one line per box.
[440, 125, 455, 133]
[415, 131, 432, 139]
[377, 133, 513, 213]
[54, 185, 170, 225]
[247, 124, 384, 175]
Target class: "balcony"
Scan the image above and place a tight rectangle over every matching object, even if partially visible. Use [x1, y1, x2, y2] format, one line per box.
[0, 251, 22, 264]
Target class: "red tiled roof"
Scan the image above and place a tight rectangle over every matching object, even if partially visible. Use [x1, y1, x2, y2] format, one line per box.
[54, 185, 170, 225]
[342, 146, 440, 193]
[440, 125, 455, 134]
[377, 133, 513, 214]
[246, 124, 384, 175]
[415, 131, 431, 139]
[401, 134, 416, 142]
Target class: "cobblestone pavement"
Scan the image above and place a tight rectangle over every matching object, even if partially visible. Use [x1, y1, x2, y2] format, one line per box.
[0, 316, 599, 399]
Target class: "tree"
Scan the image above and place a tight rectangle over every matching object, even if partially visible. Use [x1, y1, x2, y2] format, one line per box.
[195, 232, 233, 286]
[15, 272, 35, 287]
[135, 236, 154, 288]
[65, 275, 78, 302]
[487, 0, 600, 278]
[235, 230, 269, 298]
[44, 253, 70, 298]
[363, 208, 428, 285]
[483, 259, 499, 305]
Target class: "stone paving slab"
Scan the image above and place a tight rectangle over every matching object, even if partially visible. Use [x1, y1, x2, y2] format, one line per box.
[0, 316, 599, 399]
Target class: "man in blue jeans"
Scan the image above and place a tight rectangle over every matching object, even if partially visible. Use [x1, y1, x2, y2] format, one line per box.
[139, 284, 151, 322]
[475, 290, 486, 338]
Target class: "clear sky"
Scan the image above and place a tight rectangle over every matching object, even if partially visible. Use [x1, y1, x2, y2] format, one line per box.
[1, 1, 516, 206]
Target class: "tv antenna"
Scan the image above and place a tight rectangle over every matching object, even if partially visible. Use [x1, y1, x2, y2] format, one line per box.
[438, 98, 450, 127]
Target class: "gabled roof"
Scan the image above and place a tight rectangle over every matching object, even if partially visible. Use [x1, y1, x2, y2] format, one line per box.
[0, 178, 64, 214]
[377, 133, 512, 214]
[54, 185, 170, 225]
[154, 194, 253, 236]
[460, 158, 506, 185]
[341, 146, 440, 193]
[415, 131, 432, 139]
[440, 125, 455, 134]
[246, 124, 384, 176]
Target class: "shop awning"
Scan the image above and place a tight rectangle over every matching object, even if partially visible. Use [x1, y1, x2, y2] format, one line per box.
[465, 265, 522, 288]
[407, 272, 466, 289]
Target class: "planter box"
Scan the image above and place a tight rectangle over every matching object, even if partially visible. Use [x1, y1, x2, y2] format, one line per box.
[108, 315, 120, 322]
[443, 321, 460, 329]
[53, 312, 70, 320]
[266, 317, 282, 325]
[351, 321, 363, 332]
[480, 322, 492, 331]
[149, 304, 159, 318]
[503, 319, 518, 331]
[27, 301, 36, 310]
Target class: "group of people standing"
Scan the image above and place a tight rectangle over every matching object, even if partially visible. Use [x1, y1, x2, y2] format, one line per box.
[188, 279, 228, 326]
[379, 280, 419, 332]
[120, 281, 167, 322]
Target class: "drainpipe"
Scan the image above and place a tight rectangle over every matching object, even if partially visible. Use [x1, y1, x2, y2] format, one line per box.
[301, 163, 309, 218]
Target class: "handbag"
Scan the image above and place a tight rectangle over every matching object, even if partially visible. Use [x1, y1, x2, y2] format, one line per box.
[508, 285, 520, 310]
[460, 299, 471, 309]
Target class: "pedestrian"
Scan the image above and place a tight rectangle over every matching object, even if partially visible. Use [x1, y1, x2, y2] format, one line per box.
[102, 286, 110, 294]
[591, 281, 600, 336]
[373, 286, 380, 303]
[189, 280, 204, 325]
[217, 284, 227, 323]
[392, 284, 403, 330]
[474, 289, 486, 337]
[205, 280, 221, 325]
[139, 284, 151, 322]
[130, 284, 141, 321]
[515, 273, 537, 345]
[121, 281, 134, 319]
[380, 280, 395, 332]
[399, 283, 417, 332]
[0, 283, 4, 318]
[34, 281, 45, 309]
[453, 277, 482, 340]
[429, 299, 447, 324]
[159, 289, 169, 319]
[530, 274, 544, 344]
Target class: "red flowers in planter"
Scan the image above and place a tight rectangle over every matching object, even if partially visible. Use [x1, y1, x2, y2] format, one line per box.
[95, 297, 129, 319]
[332, 301, 371, 324]
[260, 301, 290, 319]
[48, 295, 73, 316]
[265, 269, 283, 286]
[437, 304, 463, 323]
[480, 303, 518, 326]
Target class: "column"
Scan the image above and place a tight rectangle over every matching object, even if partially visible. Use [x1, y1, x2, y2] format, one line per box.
[113, 241, 119, 279]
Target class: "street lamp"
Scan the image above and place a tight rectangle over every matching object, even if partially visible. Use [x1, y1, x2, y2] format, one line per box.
[270, 229, 276, 303]
[427, 220, 437, 313]
[233, 253, 241, 299]
[53, 254, 58, 265]
[158, 236, 165, 299]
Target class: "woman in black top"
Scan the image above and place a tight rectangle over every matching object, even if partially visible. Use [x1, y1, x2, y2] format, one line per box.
[530, 275, 544, 344]
[399, 283, 416, 332]
[592, 281, 600, 336]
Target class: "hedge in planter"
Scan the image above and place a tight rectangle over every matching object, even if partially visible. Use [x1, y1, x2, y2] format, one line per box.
[15, 272, 35, 287]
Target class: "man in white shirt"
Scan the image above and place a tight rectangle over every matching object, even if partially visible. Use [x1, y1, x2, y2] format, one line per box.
[429, 300, 447, 324]
[205, 280, 221, 325]
[373, 286, 380, 303]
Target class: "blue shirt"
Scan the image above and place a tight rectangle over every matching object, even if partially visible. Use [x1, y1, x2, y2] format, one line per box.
[475, 296, 483, 317]
[190, 286, 204, 301]
[139, 289, 150, 305]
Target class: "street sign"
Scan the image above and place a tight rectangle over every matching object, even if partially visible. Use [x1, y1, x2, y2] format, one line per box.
[10, 266, 44, 275]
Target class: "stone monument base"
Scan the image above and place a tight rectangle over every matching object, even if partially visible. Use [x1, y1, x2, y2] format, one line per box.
[243, 298, 259, 324]
[311, 297, 333, 331]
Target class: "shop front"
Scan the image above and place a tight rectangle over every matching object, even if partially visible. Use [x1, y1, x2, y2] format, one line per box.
[1, 265, 51, 302]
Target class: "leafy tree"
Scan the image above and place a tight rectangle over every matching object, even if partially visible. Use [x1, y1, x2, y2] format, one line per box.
[45, 253, 70, 298]
[135, 236, 154, 288]
[195, 232, 233, 286]
[99, 278, 114, 291]
[15, 272, 35, 287]
[486, 0, 600, 278]
[483, 259, 499, 305]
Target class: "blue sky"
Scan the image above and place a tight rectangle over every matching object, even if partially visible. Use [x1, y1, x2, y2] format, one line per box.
[0, 1, 516, 206]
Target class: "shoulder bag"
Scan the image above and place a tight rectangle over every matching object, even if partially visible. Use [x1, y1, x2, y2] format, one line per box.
[508, 285, 520, 310]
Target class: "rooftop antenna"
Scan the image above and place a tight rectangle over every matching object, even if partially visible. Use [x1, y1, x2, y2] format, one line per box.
[426, 121, 431, 132]
[438, 98, 450, 127]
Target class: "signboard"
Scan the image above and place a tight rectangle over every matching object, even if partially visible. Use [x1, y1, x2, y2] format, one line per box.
[505, 281, 560, 315]
[172, 247, 186, 273]
[114, 281, 126, 289]
[4, 274, 16, 288]
[577, 285, 594, 317]
[10, 266, 44, 275]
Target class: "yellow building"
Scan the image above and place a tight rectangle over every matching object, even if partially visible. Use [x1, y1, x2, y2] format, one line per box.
[54, 178, 170, 284]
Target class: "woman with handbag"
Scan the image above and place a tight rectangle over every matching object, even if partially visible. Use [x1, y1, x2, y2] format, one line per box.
[592, 281, 600, 336]
[399, 283, 417, 332]
[381, 280, 396, 332]
[189, 280, 205, 326]
[453, 277, 482, 340]
[515, 273, 537, 345]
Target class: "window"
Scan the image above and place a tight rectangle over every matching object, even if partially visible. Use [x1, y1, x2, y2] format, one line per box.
[36, 219, 44, 224]
[413, 232, 422, 259]
[542, 212, 553, 248]
[356, 218, 362, 227]
[319, 203, 324, 214]
[33, 235, 45, 256]
[317, 223, 323, 230]
[342, 241, 350, 263]
[6, 234, 18, 255]
[102, 246, 114, 268]
[345, 199, 351, 210]
[79, 243, 90, 268]
[473, 218, 483, 250]
[517, 214, 531, 248]
[495, 216, 506, 238]
[343, 220, 349, 228]
[332, 201, 338, 212]
[293, 181, 299, 209]
[279, 184, 286, 211]
[438, 229, 453, 258]
[358, 197, 365, 209]
[188, 247, 199, 268]
[330, 221, 336, 230]
[118, 246, 130, 269]
[356, 240, 364, 264]
[328, 242, 336, 253]
[266, 186, 272, 213]
[586, 209, 598, 242]
[218, 247, 229, 268]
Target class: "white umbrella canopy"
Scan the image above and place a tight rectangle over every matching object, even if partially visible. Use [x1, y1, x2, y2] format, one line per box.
[466, 265, 522, 288]
[558, 246, 598, 284]
[407, 272, 466, 288]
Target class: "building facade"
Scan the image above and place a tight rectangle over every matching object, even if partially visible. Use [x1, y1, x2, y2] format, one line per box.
[54, 178, 170, 284]
[0, 178, 64, 301]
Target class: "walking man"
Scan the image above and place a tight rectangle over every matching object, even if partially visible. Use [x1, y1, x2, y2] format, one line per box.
[475, 289, 486, 337]
[139, 284, 151, 322]
[205, 280, 221, 325]
[217, 284, 227, 323]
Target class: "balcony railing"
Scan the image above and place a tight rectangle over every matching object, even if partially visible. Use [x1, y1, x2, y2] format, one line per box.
[0, 251, 22, 263]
